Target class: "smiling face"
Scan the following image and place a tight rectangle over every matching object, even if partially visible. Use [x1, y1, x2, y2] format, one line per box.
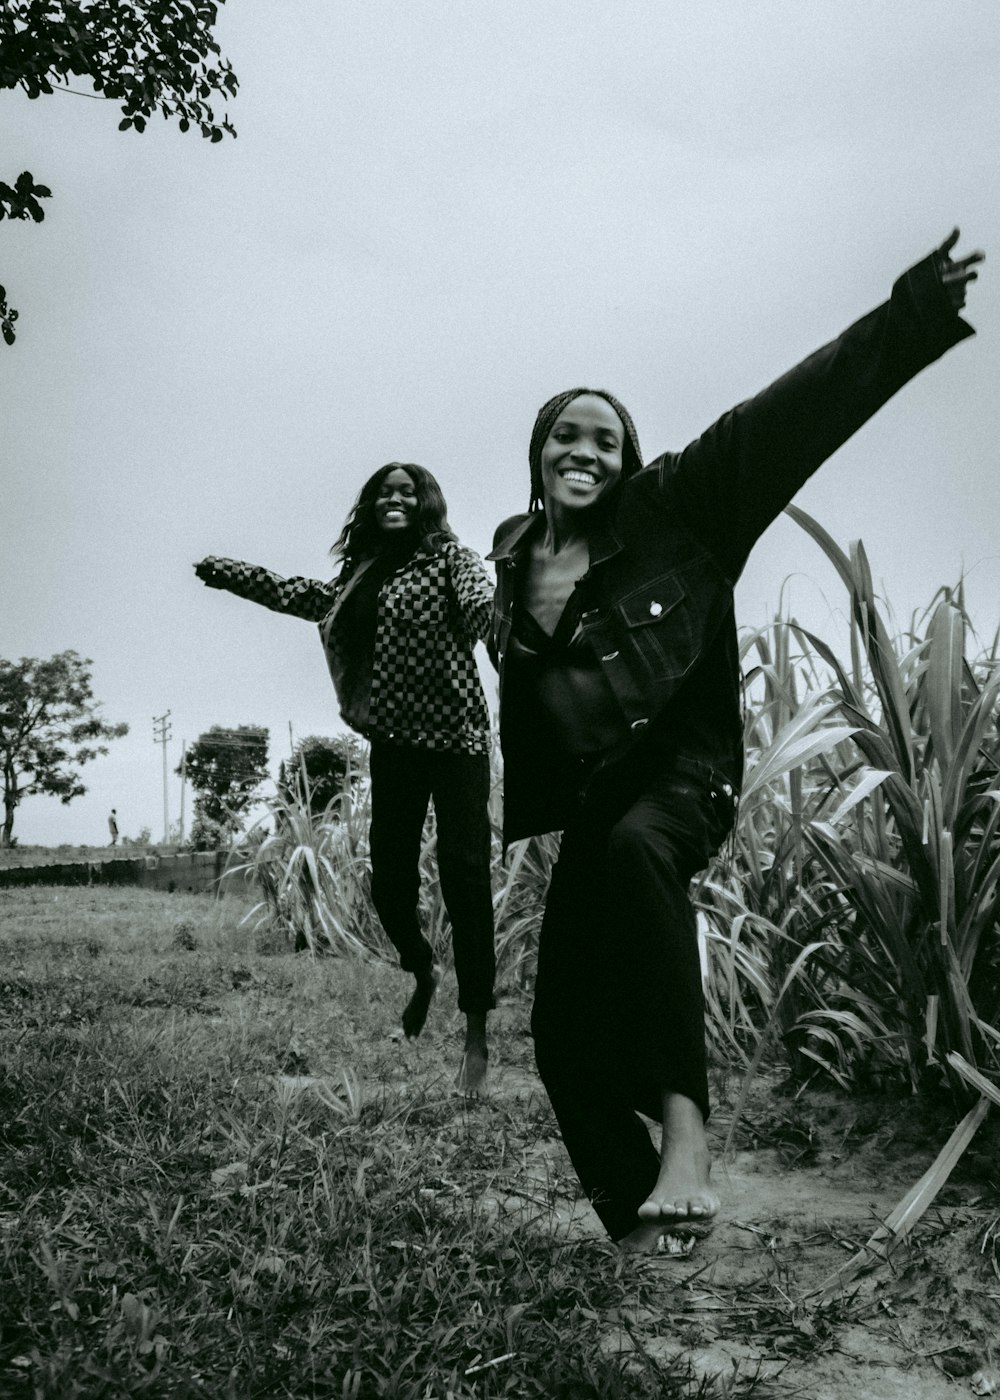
[373, 466, 419, 534]
[539, 394, 625, 521]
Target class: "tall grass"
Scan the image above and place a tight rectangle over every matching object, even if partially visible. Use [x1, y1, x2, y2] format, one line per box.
[787, 509, 1000, 1091]
[698, 508, 1000, 1099]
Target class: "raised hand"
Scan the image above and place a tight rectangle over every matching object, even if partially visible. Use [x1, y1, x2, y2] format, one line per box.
[936, 227, 985, 310]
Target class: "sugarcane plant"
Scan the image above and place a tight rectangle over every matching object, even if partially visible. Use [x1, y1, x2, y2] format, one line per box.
[783, 505, 1000, 1096]
[695, 615, 871, 1090]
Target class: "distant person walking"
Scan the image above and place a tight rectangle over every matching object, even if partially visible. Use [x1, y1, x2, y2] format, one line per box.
[194, 463, 497, 1092]
[108, 809, 118, 846]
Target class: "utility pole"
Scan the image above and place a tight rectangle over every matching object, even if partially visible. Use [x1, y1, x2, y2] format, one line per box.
[178, 740, 187, 846]
[152, 711, 172, 845]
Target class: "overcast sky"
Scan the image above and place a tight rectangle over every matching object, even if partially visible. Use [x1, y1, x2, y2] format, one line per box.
[4, 1, 999, 846]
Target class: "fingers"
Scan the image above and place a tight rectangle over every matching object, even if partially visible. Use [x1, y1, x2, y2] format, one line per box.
[937, 227, 985, 274]
[941, 262, 981, 286]
[934, 230, 984, 309]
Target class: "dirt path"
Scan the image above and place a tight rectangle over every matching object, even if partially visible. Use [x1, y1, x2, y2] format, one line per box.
[481, 1063, 1000, 1398]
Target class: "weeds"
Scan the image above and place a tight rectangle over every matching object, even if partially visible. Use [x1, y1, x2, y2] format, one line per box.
[0, 888, 715, 1399]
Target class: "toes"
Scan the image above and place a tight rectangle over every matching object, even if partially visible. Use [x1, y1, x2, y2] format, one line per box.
[638, 1195, 718, 1223]
[638, 1199, 681, 1222]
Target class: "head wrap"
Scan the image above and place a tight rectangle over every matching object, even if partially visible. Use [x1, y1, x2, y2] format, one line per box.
[528, 387, 644, 511]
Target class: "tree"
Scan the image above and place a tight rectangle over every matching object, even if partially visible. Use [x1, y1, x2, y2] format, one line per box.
[1, 0, 238, 343]
[0, 650, 129, 846]
[181, 724, 268, 848]
[278, 734, 364, 817]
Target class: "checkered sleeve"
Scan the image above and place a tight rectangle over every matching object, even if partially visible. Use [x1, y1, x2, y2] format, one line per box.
[445, 544, 494, 643]
[194, 556, 336, 622]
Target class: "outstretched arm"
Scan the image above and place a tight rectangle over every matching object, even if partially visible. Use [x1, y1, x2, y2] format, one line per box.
[193, 556, 338, 622]
[445, 544, 494, 643]
[653, 231, 983, 578]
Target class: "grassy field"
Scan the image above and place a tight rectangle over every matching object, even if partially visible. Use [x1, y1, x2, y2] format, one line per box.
[0, 885, 695, 1398]
[3, 884, 1000, 1399]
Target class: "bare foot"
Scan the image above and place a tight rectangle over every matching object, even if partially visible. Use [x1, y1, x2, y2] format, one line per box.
[456, 1012, 488, 1094]
[401, 964, 441, 1039]
[622, 1092, 719, 1251]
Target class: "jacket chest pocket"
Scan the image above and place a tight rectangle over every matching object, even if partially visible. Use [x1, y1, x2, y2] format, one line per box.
[384, 577, 448, 628]
[615, 576, 695, 681]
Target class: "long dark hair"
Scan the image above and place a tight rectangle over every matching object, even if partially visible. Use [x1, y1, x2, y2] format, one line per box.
[331, 462, 456, 569]
[528, 387, 644, 512]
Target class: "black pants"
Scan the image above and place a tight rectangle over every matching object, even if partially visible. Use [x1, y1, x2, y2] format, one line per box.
[369, 740, 496, 1015]
[530, 757, 732, 1241]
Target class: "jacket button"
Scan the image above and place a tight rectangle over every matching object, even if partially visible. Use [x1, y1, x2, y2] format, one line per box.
[648, 600, 663, 617]
[601, 651, 619, 661]
[630, 718, 649, 730]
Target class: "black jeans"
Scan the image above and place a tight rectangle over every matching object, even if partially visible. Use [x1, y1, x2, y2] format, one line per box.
[530, 756, 733, 1241]
[369, 740, 496, 1015]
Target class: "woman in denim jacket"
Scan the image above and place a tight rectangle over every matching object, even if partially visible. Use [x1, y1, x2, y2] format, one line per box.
[196, 463, 496, 1090]
[487, 232, 983, 1248]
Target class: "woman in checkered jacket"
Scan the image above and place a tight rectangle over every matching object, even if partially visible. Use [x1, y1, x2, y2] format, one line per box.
[195, 463, 497, 1091]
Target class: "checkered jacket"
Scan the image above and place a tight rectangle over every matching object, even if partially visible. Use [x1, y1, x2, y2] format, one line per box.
[198, 543, 494, 753]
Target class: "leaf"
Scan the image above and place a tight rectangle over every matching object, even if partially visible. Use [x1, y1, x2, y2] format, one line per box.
[810, 1095, 989, 1300]
[946, 1053, 1000, 1108]
[925, 599, 966, 770]
[825, 768, 893, 825]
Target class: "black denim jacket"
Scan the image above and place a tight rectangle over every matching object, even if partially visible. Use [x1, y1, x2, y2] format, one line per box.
[487, 250, 974, 845]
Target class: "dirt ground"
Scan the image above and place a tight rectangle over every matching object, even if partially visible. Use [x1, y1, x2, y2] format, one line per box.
[473, 1051, 1000, 1400]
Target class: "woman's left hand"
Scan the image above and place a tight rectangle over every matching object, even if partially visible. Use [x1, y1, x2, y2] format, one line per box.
[936, 227, 985, 310]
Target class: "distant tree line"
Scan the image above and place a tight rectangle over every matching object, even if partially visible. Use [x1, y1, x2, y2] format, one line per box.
[1, 650, 360, 849]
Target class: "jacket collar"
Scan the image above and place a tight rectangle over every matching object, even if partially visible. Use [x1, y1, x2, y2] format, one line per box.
[487, 509, 625, 568]
[487, 513, 537, 563]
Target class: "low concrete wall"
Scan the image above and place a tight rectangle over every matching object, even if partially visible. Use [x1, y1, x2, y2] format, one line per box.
[0, 851, 236, 894]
